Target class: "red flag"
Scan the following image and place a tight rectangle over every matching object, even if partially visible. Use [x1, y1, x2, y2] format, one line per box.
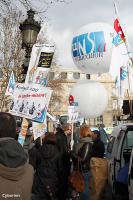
[114, 18, 125, 41]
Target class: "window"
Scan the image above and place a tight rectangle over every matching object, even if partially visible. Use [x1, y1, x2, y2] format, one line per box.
[86, 74, 90, 79]
[97, 115, 103, 124]
[61, 72, 67, 79]
[123, 130, 133, 149]
[48, 72, 55, 80]
[73, 72, 80, 79]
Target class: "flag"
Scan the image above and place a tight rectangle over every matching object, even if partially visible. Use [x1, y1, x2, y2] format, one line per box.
[109, 2, 129, 79]
[5, 71, 15, 96]
[120, 66, 129, 97]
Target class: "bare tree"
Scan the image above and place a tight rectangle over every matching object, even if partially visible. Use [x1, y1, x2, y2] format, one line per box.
[0, 7, 25, 111]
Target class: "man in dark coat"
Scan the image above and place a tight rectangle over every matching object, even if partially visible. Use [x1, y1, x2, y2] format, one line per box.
[55, 124, 71, 200]
[31, 133, 63, 200]
[0, 112, 34, 200]
[91, 130, 105, 158]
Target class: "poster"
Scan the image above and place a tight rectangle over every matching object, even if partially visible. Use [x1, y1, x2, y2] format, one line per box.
[9, 83, 52, 123]
[67, 102, 79, 123]
[32, 118, 47, 141]
[26, 44, 54, 85]
[5, 71, 15, 96]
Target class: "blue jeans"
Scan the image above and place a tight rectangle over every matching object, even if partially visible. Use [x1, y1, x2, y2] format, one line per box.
[80, 171, 90, 200]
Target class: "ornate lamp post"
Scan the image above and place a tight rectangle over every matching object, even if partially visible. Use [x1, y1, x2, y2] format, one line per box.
[19, 9, 41, 77]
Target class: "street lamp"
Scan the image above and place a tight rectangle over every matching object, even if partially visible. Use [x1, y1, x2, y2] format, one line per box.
[19, 9, 41, 77]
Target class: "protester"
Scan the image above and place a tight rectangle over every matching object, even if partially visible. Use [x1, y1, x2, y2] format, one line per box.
[29, 136, 42, 170]
[91, 130, 105, 158]
[31, 132, 63, 200]
[55, 124, 72, 200]
[90, 130, 107, 200]
[0, 112, 34, 200]
[72, 125, 92, 200]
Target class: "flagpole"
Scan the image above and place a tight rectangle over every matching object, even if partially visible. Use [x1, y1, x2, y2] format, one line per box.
[113, 0, 133, 116]
[113, 0, 133, 66]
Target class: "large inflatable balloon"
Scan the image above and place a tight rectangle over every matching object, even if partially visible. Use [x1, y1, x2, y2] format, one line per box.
[71, 22, 113, 74]
[70, 80, 108, 118]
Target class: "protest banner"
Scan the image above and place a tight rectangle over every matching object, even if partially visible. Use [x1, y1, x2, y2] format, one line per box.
[9, 83, 52, 123]
[26, 44, 54, 85]
[67, 102, 79, 123]
[32, 118, 47, 140]
[17, 43, 54, 146]
[67, 102, 79, 150]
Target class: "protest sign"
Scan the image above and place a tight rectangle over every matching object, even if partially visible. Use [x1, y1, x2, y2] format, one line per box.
[17, 43, 54, 146]
[9, 83, 52, 123]
[26, 44, 54, 85]
[67, 102, 79, 123]
[32, 118, 47, 140]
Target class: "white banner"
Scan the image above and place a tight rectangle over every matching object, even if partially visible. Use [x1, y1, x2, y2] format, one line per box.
[67, 103, 79, 123]
[32, 118, 47, 141]
[9, 83, 52, 123]
[26, 44, 55, 85]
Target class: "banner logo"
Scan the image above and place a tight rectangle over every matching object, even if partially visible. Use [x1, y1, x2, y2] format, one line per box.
[72, 31, 106, 61]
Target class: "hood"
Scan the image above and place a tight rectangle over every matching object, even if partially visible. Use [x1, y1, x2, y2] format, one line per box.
[0, 163, 29, 181]
[79, 136, 92, 143]
[41, 143, 58, 159]
[0, 138, 27, 168]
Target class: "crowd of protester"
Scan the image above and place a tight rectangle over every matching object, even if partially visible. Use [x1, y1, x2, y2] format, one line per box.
[0, 112, 108, 200]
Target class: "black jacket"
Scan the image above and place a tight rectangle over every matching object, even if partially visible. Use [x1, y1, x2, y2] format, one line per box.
[91, 138, 105, 158]
[56, 128, 68, 154]
[32, 134, 63, 199]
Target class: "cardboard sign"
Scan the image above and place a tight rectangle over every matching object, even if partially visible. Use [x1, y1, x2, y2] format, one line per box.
[9, 83, 52, 123]
[68, 103, 79, 123]
[26, 44, 54, 84]
[32, 118, 47, 140]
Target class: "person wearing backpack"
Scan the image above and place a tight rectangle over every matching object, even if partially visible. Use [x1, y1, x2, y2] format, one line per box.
[72, 125, 92, 200]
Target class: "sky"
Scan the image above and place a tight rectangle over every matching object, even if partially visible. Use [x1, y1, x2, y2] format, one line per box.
[20, 0, 133, 69]
[42, 0, 133, 69]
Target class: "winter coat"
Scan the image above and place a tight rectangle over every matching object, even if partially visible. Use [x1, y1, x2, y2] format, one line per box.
[56, 128, 68, 153]
[72, 136, 92, 172]
[91, 138, 105, 158]
[32, 134, 63, 199]
[55, 128, 71, 176]
[0, 138, 34, 200]
[55, 129, 71, 200]
[29, 138, 42, 170]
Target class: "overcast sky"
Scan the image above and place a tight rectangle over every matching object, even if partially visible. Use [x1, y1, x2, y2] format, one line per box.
[33, 0, 133, 69]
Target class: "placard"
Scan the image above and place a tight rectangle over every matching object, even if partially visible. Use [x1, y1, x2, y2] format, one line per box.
[9, 83, 52, 123]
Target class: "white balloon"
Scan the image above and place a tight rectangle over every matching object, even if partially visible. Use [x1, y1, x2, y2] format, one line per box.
[70, 80, 108, 118]
[71, 22, 113, 74]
